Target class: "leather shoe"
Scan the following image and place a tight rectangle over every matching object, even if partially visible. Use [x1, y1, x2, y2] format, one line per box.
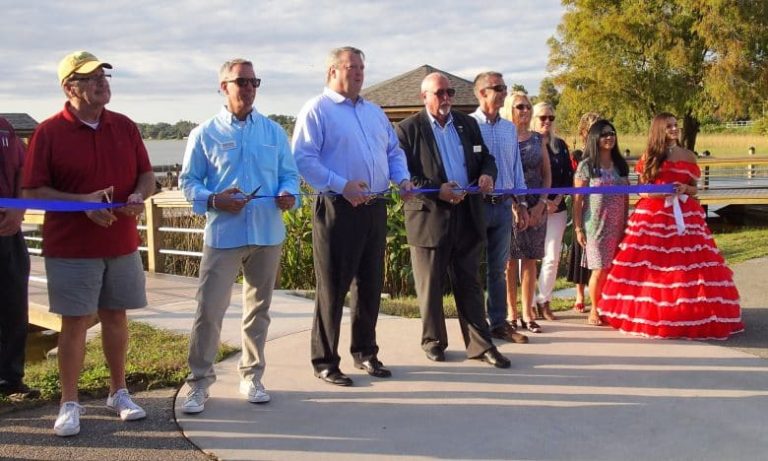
[478, 348, 511, 369]
[425, 345, 445, 362]
[314, 369, 353, 386]
[354, 358, 392, 378]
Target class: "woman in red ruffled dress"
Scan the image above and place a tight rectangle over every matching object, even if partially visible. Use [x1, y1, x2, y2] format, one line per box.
[598, 113, 743, 340]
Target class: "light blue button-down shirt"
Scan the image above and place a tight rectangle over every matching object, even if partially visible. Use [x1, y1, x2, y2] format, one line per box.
[180, 107, 300, 249]
[426, 112, 470, 187]
[470, 108, 527, 193]
[292, 87, 409, 194]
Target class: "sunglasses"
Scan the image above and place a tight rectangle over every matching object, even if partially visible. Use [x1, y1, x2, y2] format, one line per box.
[515, 104, 532, 111]
[599, 131, 617, 138]
[226, 77, 261, 88]
[538, 115, 555, 122]
[484, 84, 507, 92]
[432, 88, 456, 98]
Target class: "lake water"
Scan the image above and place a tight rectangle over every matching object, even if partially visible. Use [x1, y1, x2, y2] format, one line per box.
[145, 139, 187, 166]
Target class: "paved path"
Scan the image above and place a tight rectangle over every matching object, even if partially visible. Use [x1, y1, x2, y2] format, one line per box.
[3, 256, 767, 460]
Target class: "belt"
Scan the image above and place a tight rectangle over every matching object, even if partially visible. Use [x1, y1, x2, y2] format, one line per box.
[326, 194, 389, 206]
[483, 194, 509, 205]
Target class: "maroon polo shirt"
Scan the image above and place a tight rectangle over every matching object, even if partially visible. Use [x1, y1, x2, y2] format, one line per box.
[23, 103, 152, 258]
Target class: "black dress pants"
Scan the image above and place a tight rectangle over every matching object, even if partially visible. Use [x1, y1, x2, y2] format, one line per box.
[310, 196, 387, 373]
[0, 232, 30, 384]
[409, 201, 494, 358]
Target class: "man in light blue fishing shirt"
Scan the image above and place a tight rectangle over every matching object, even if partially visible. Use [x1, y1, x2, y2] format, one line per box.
[180, 58, 300, 413]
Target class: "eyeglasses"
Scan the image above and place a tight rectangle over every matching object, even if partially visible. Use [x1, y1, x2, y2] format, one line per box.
[484, 84, 507, 93]
[70, 73, 111, 83]
[226, 77, 261, 88]
[538, 115, 555, 122]
[514, 104, 532, 111]
[599, 131, 617, 139]
[431, 88, 456, 98]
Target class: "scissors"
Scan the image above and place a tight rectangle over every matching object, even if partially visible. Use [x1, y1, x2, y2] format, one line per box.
[244, 185, 262, 200]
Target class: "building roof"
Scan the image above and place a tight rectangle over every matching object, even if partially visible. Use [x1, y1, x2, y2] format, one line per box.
[0, 113, 38, 137]
[361, 65, 477, 121]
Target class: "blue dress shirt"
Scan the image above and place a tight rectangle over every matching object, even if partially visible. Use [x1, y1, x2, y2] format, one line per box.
[470, 108, 527, 193]
[427, 112, 470, 187]
[292, 87, 410, 194]
[180, 107, 300, 248]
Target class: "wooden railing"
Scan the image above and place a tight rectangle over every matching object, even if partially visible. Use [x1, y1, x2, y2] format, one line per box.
[22, 158, 768, 274]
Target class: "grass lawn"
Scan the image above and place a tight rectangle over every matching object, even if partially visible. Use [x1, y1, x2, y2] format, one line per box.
[0, 321, 238, 409]
[618, 132, 768, 158]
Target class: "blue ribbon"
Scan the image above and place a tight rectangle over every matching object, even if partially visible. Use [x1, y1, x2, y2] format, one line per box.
[0, 198, 119, 212]
[1, 184, 674, 212]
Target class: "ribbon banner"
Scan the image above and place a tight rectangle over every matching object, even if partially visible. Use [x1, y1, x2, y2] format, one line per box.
[1, 183, 676, 212]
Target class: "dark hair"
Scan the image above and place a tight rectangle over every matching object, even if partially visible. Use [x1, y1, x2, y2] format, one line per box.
[641, 112, 677, 184]
[583, 120, 629, 178]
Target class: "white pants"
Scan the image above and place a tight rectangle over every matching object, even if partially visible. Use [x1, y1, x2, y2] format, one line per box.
[536, 210, 568, 303]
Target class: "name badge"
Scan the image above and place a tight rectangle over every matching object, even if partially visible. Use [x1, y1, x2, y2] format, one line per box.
[473, 145, 482, 153]
[221, 141, 236, 150]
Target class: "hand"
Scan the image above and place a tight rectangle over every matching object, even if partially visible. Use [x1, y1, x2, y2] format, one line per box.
[438, 181, 466, 205]
[399, 179, 415, 201]
[673, 182, 691, 196]
[212, 187, 248, 213]
[83, 187, 117, 228]
[575, 228, 587, 248]
[512, 205, 529, 231]
[546, 195, 560, 214]
[342, 180, 370, 207]
[116, 192, 145, 217]
[275, 191, 296, 211]
[0, 209, 24, 236]
[478, 174, 494, 194]
[528, 201, 546, 227]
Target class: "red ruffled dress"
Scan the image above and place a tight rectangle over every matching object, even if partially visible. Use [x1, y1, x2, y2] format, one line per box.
[598, 160, 743, 340]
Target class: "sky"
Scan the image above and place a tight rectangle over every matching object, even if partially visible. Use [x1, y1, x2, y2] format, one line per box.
[2, 0, 565, 124]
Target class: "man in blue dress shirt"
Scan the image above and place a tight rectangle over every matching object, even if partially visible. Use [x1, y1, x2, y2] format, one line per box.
[470, 71, 530, 345]
[179, 58, 300, 413]
[293, 46, 413, 386]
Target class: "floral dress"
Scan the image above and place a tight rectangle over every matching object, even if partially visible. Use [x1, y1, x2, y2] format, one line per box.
[598, 160, 743, 340]
[574, 160, 628, 269]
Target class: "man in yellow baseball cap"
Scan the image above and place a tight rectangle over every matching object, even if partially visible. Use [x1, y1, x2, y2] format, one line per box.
[57, 51, 112, 84]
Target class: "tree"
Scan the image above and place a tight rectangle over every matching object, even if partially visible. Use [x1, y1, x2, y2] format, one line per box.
[548, 0, 768, 150]
[268, 114, 296, 137]
[510, 84, 528, 94]
[537, 77, 561, 108]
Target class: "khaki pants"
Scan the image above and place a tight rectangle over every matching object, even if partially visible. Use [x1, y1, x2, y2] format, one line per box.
[186, 244, 282, 389]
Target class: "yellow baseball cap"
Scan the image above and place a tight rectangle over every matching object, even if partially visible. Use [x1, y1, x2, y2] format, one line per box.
[57, 51, 112, 84]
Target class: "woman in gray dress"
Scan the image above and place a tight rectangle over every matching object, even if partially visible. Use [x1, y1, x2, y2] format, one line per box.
[501, 92, 551, 333]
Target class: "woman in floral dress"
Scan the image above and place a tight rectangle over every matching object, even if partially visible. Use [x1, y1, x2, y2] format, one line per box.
[572, 120, 629, 325]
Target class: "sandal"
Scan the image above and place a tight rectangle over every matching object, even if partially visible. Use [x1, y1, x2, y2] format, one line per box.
[523, 320, 542, 333]
[540, 301, 557, 321]
[573, 302, 585, 313]
[586, 316, 603, 326]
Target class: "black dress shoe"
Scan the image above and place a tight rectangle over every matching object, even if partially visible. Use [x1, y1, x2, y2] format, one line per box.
[0, 381, 40, 399]
[314, 369, 353, 386]
[479, 348, 511, 369]
[354, 358, 392, 378]
[425, 345, 445, 362]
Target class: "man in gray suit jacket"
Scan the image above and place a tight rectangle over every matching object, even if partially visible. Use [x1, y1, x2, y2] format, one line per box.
[396, 72, 510, 368]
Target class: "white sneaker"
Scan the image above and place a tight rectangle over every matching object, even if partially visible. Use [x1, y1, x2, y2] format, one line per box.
[239, 380, 271, 404]
[106, 388, 147, 421]
[54, 401, 85, 437]
[182, 386, 209, 414]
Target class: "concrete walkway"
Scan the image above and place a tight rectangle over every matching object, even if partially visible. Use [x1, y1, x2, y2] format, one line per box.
[19, 256, 768, 460]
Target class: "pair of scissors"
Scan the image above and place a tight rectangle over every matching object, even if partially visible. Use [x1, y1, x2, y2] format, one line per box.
[244, 185, 262, 200]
